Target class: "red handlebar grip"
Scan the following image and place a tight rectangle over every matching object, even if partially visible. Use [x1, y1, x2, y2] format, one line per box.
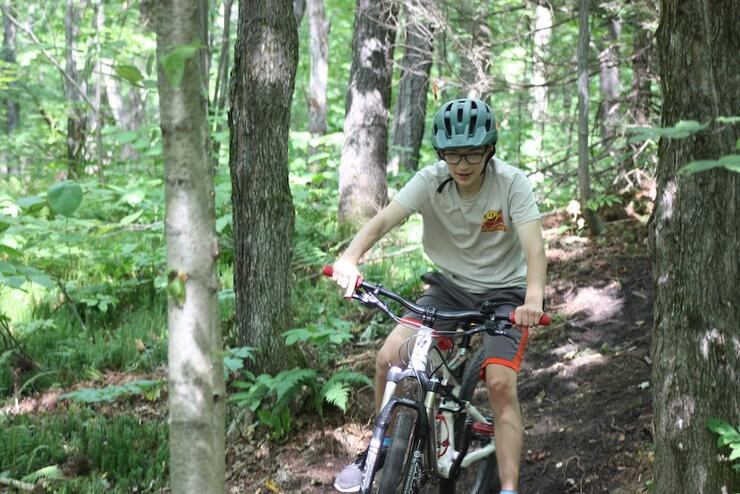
[510, 312, 552, 326]
[322, 265, 333, 277]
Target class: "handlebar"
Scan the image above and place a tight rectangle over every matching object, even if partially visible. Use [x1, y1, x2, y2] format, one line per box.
[322, 265, 551, 326]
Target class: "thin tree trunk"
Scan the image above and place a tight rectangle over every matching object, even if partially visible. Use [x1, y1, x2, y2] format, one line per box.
[2, 0, 19, 176]
[458, 0, 492, 100]
[631, 27, 652, 128]
[390, 0, 434, 172]
[338, 0, 398, 229]
[650, 1, 739, 492]
[229, 0, 303, 375]
[294, 0, 306, 27]
[104, 67, 140, 161]
[531, 0, 552, 160]
[577, 0, 603, 236]
[65, 0, 87, 179]
[156, 0, 225, 491]
[94, 0, 104, 182]
[211, 0, 233, 160]
[598, 15, 621, 158]
[307, 0, 329, 138]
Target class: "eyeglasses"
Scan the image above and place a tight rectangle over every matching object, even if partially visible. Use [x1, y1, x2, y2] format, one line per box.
[442, 151, 486, 165]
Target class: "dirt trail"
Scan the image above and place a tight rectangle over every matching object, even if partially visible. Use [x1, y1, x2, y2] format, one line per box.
[226, 219, 654, 494]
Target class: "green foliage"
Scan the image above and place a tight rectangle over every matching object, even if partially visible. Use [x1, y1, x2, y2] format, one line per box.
[680, 154, 740, 175]
[627, 120, 710, 142]
[707, 418, 740, 472]
[0, 410, 168, 492]
[47, 181, 83, 217]
[60, 379, 163, 403]
[317, 370, 372, 414]
[283, 319, 353, 346]
[160, 43, 203, 87]
[586, 193, 622, 211]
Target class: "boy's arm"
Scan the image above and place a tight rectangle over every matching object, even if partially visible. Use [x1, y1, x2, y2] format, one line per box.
[332, 200, 410, 297]
[515, 220, 547, 327]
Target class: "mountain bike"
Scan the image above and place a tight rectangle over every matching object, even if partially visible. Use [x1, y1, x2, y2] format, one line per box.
[322, 266, 550, 494]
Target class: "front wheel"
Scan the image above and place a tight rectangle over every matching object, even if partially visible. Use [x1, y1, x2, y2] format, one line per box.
[377, 411, 414, 493]
[438, 348, 497, 494]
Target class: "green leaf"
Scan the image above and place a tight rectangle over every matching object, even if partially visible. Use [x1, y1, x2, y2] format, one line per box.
[113, 64, 144, 85]
[322, 382, 350, 411]
[47, 181, 83, 216]
[116, 130, 139, 144]
[730, 448, 740, 461]
[160, 43, 202, 87]
[719, 154, 740, 173]
[21, 464, 64, 483]
[166, 269, 187, 305]
[16, 195, 45, 210]
[716, 116, 740, 124]
[678, 160, 723, 175]
[120, 210, 144, 225]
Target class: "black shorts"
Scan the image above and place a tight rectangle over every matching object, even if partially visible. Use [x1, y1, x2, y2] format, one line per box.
[400, 272, 528, 374]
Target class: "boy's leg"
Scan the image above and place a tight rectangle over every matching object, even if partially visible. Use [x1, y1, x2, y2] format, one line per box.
[374, 323, 417, 412]
[485, 363, 522, 492]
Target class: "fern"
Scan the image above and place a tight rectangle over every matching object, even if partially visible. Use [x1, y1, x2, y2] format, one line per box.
[273, 367, 317, 406]
[317, 370, 373, 415]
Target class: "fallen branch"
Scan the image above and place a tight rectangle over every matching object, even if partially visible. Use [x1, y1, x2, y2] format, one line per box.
[0, 477, 42, 492]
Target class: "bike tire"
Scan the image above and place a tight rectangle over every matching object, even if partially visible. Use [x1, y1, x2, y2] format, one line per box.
[438, 348, 497, 494]
[377, 411, 414, 493]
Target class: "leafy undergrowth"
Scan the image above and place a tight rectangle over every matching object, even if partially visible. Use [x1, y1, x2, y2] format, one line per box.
[224, 218, 655, 494]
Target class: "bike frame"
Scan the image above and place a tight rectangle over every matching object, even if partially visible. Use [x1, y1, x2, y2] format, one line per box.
[360, 322, 496, 494]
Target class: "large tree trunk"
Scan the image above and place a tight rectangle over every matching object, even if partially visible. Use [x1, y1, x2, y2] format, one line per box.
[155, 0, 225, 492]
[390, 0, 433, 172]
[338, 0, 398, 229]
[64, 0, 87, 179]
[229, 0, 303, 375]
[650, 1, 739, 492]
[2, 0, 19, 176]
[307, 0, 329, 137]
[576, 0, 603, 236]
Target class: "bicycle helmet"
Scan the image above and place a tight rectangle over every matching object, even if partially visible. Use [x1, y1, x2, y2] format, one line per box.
[431, 98, 498, 150]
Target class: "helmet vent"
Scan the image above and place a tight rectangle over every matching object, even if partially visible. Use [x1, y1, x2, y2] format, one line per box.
[444, 118, 452, 138]
[469, 112, 478, 137]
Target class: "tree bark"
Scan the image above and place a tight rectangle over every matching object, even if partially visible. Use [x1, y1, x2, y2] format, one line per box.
[64, 0, 87, 179]
[93, 0, 104, 181]
[531, 0, 552, 159]
[577, 0, 604, 236]
[211, 0, 234, 159]
[458, 0, 492, 100]
[307, 0, 329, 137]
[650, 1, 740, 492]
[597, 15, 621, 158]
[155, 0, 225, 491]
[229, 0, 303, 375]
[294, 0, 306, 27]
[630, 27, 652, 128]
[338, 0, 398, 229]
[390, 0, 434, 172]
[2, 0, 19, 176]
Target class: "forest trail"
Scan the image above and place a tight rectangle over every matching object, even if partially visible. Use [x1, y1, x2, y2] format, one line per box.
[226, 218, 654, 494]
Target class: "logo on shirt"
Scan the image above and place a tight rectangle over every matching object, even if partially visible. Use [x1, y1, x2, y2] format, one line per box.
[481, 209, 507, 232]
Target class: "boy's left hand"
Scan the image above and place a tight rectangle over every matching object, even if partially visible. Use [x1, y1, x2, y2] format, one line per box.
[514, 303, 543, 328]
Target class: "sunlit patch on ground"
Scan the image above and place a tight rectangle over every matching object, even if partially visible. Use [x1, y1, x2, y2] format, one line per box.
[561, 281, 624, 323]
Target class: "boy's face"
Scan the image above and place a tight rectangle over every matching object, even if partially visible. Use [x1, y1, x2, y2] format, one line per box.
[440, 146, 492, 189]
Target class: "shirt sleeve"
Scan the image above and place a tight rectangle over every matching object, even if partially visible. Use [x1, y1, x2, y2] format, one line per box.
[508, 171, 541, 227]
[393, 171, 430, 215]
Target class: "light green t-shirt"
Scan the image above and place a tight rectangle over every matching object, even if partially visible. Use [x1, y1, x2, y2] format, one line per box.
[393, 158, 541, 293]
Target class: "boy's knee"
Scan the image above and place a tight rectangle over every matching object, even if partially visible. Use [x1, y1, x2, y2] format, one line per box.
[485, 367, 518, 404]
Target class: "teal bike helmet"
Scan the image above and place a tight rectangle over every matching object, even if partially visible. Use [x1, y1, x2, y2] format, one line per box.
[431, 98, 498, 150]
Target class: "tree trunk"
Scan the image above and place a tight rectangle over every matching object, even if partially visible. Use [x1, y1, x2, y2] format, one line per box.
[294, 0, 306, 27]
[531, 0, 552, 159]
[650, 1, 739, 492]
[458, 0, 492, 100]
[338, 0, 398, 229]
[155, 0, 226, 492]
[93, 0, 104, 181]
[390, 0, 434, 172]
[630, 27, 652, 128]
[64, 0, 87, 179]
[229, 0, 303, 375]
[577, 0, 603, 236]
[211, 0, 234, 159]
[598, 15, 621, 157]
[307, 0, 329, 137]
[2, 0, 19, 176]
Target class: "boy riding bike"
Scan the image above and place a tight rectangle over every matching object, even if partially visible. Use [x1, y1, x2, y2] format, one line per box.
[331, 98, 547, 494]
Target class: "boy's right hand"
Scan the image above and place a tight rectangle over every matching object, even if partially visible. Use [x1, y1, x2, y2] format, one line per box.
[331, 258, 362, 298]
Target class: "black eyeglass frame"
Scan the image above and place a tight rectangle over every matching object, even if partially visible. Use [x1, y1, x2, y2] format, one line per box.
[440, 151, 487, 165]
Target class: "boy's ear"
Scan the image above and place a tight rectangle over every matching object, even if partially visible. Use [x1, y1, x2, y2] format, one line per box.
[486, 145, 496, 161]
[436, 150, 446, 161]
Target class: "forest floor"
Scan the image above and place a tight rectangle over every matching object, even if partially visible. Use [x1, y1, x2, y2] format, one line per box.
[226, 217, 655, 494]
